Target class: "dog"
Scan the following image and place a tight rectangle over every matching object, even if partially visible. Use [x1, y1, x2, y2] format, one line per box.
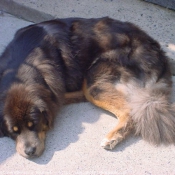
[0, 17, 175, 158]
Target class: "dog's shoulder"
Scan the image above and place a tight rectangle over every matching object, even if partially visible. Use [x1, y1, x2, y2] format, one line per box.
[0, 24, 46, 72]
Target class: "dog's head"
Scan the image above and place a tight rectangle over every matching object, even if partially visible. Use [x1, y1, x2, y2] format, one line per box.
[1, 84, 53, 158]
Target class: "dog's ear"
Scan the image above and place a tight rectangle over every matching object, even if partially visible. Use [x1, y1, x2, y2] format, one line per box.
[0, 117, 8, 137]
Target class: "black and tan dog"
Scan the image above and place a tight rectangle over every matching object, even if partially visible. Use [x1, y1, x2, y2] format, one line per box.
[0, 17, 175, 158]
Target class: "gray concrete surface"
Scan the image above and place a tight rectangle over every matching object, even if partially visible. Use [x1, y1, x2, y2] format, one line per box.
[0, 0, 175, 174]
[144, 0, 175, 10]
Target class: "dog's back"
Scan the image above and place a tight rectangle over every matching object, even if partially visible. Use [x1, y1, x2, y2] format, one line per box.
[67, 17, 175, 146]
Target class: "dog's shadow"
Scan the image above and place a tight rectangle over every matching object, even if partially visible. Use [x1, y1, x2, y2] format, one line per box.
[0, 102, 139, 164]
[32, 102, 139, 164]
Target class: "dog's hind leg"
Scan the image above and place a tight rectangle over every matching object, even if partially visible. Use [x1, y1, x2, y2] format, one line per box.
[83, 79, 133, 150]
[64, 91, 87, 105]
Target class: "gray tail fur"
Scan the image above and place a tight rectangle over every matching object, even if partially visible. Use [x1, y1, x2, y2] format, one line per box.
[130, 82, 175, 145]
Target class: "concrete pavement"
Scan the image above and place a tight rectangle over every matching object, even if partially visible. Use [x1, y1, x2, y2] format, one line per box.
[0, 0, 175, 174]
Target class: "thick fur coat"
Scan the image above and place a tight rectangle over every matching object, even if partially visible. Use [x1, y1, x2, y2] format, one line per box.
[0, 17, 175, 158]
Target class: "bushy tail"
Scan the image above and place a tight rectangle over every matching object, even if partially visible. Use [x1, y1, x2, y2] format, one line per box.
[130, 86, 175, 145]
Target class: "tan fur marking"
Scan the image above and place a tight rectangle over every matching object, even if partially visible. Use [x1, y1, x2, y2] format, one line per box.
[38, 131, 46, 140]
[83, 80, 130, 118]
[83, 79, 132, 148]
[64, 91, 87, 105]
[13, 126, 19, 132]
[95, 20, 108, 31]
[42, 125, 48, 131]
[28, 121, 33, 128]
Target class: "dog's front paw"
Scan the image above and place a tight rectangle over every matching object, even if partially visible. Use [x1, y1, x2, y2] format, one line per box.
[100, 138, 117, 150]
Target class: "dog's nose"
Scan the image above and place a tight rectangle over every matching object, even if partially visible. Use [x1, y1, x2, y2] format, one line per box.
[25, 146, 36, 156]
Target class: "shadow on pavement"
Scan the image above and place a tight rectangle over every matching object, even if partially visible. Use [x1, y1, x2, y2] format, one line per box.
[0, 102, 140, 164]
[32, 103, 140, 164]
